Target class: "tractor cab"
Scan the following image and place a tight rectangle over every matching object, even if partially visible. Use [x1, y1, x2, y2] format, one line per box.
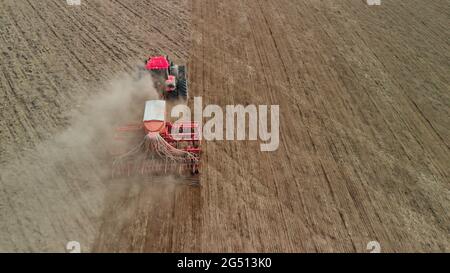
[143, 55, 188, 101]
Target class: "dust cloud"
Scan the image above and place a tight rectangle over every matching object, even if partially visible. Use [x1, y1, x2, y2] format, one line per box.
[0, 73, 178, 252]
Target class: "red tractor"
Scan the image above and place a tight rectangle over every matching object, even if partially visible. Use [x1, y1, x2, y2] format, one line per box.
[144, 55, 188, 101]
[110, 56, 199, 183]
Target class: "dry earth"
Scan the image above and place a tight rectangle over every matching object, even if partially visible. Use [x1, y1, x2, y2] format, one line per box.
[0, 0, 448, 252]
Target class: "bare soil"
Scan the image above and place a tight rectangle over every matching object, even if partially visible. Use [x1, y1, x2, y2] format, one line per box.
[0, 0, 448, 252]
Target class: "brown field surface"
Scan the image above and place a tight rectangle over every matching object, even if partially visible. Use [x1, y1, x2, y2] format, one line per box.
[0, 0, 448, 252]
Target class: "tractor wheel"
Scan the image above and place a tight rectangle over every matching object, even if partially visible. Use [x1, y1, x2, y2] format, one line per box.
[177, 78, 188, 101]
[178, 65, 187, 79]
